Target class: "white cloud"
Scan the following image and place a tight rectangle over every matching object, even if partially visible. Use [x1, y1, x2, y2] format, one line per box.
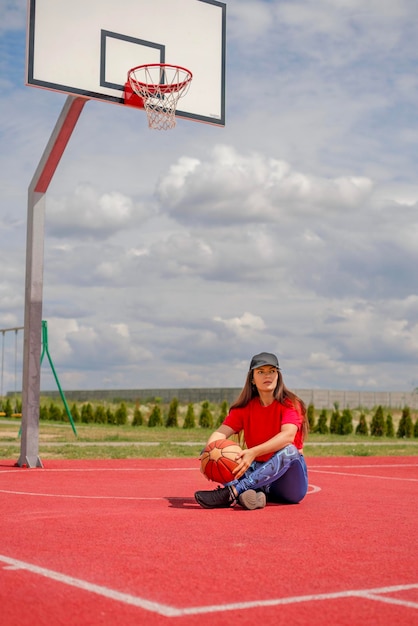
[0, 0, 26, 34]
[46, 184, 155, 240]
[214, 312, 266, 337]
[157, 146, 374, 224]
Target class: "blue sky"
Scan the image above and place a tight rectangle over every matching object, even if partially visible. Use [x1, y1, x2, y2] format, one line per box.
[1, 0, 418, 393]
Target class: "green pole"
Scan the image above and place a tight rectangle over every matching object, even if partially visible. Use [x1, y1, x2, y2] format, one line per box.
[41, 321, 77, 436]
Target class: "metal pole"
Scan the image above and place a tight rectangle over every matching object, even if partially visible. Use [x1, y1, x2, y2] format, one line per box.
[0, 327, 24, 411]
[18, 96, 87, 468]
[14, 329, 18, 412]
[1, 332, 4, 406]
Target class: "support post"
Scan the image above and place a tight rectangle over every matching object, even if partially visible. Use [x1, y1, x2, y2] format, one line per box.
[17, 96, 87, 468]
[41, 321, 78, 436]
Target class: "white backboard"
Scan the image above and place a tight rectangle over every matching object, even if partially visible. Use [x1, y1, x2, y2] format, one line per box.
[26, 0, 226, 125]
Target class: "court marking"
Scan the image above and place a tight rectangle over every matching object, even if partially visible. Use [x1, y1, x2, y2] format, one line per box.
[0, 464, 321, 499]
[1, 461, 416, 475]
[0, 553, 416, 616]
[0, 467, 198, 475]
[0, 484, 321, 499]
[0, 490, 164, 500]
[309, 463, 418, 467]
[309, 469, 418, 482]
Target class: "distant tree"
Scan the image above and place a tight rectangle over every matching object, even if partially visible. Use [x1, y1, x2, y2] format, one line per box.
[166, 398, 179, 427]
[414, 417, 418, 438]
[397, 406, 413, 438]
[106, 407, 115, 425]
[355, 413, 368, 436]
[385, 414, 395, 438]
[183, 403, 196, 429]
[49, 402, 62, 422]
[307, 403, 315, 431]
[338, 408, 353, 435]
[216, 400, 229, 427]
[148, 404, 163, 427]
[329, 404, 341, 434]
[115, 402, 128, 426]
[370, 405, 385, 437]
[132, 404, 144, 426]
[314, 409, 329, 434]
[94, 405, 107, 424]
[39, 404, 48, 421]
[71, 403, 80, 423]
[199, 401, 213, 429]
[81, 402, 94, 424]
[4, 398, 13, 418]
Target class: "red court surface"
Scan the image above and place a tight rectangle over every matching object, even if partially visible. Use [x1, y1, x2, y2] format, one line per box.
[0, 456, 417, 625]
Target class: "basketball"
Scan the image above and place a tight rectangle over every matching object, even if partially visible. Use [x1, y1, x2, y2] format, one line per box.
[200, 439, 242, 484]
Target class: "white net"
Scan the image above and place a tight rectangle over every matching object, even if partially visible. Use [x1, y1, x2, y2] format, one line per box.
[128, 64, 193, 130]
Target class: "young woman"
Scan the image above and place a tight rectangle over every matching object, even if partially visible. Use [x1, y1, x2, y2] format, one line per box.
[194, 352, 309, 510]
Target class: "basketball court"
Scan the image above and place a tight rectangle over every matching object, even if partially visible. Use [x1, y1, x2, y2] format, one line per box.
[1, 456, 417, 625]
[9, 6, 418, 624]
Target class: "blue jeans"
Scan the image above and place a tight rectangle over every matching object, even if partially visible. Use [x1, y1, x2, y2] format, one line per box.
[228, 444, 308, 504]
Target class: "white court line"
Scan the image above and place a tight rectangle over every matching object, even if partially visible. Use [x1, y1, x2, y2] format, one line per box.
[352, 591, 418, 610]
[0, 554, 416, 617]
[0, 489, 163, 500]
[0, 467, 198, 475]
[0, 485, 321, 499]
[309, 463, 418, 468]
[0, 465, 321, 499]
[309, 469, 418, 482]
[1, 462, 416, 475]
[1, 462, 416, 476]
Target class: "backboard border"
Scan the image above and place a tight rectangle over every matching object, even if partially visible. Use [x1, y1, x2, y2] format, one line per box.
[100, 30, 166, 92]
[26, 0, 226, 126]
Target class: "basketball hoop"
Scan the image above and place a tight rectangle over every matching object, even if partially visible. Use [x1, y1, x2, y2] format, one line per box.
[126, 64, 193, 130]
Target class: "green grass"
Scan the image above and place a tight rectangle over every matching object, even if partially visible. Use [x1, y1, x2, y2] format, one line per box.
[1, 419, 417, 460]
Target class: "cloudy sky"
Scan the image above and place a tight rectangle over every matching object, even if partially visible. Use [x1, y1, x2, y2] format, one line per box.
[1, 0, 418, 394]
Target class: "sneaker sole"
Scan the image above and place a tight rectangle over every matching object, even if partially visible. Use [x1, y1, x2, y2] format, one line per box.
[238, 490, 266, 510]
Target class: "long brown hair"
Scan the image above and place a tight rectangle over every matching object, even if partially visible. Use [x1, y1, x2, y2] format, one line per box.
[230, 368, 309, 440]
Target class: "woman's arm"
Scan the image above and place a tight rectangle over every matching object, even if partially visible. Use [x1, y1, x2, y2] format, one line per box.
[233, 423, 297, 478]
[207, 424, 235, 445]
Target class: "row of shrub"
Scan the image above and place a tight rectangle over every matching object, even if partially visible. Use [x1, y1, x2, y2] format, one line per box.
[2, 397, 418, 438]
[54, 399, 230, 429]
[308, 404, 417, 438]
[0, 398, 22, 417]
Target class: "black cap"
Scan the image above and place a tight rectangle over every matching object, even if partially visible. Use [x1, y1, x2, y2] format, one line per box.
[249, 352, 279, 370]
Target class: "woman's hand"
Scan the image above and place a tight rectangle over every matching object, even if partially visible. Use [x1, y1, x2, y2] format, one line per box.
[232, 448, 257, 480]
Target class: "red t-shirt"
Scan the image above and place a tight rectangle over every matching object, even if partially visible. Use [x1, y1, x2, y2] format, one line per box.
[223, 397, 304, 462]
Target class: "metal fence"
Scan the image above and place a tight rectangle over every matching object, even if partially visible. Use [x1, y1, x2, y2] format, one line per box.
[295, 389, 418, 410]
[35, 387, 418, 409]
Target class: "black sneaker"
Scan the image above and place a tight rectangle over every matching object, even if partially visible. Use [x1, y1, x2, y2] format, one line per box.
[194, 485, 237, 509]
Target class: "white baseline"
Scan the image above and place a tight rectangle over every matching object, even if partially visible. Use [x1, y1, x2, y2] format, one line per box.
[0, 554, 417, 617]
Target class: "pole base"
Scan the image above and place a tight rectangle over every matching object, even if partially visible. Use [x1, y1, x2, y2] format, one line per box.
[16, 455, 44, 468]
